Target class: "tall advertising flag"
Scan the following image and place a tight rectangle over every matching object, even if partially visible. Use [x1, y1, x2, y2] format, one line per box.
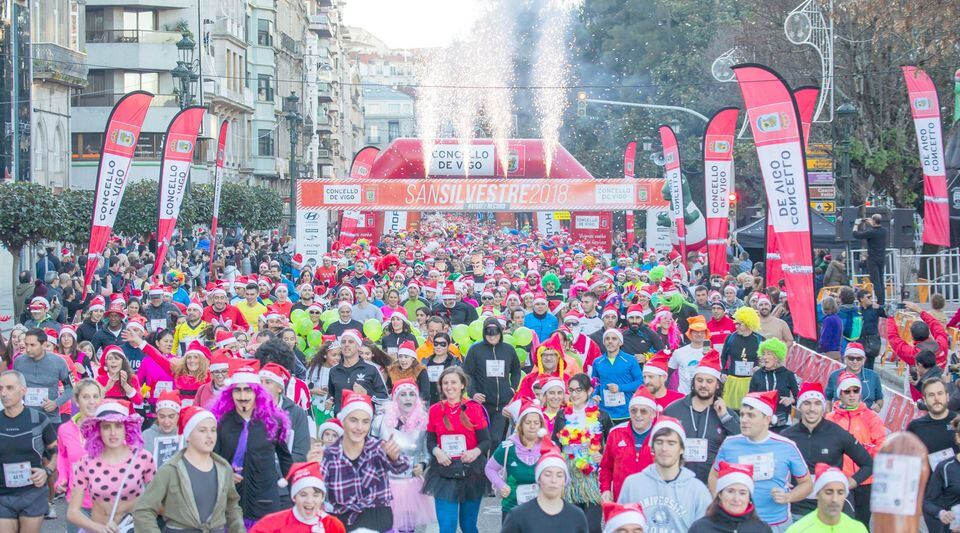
[152, 106, 207, 276]
[703, 107, 738, 277]
[339, 146, 380, 247]
[83, 91, 154, 295]
[733, 64, 816, 340]
[209, 120, 228, 274]
[902, 66, 950, 246]
[659, 126, 686, 260]
[624, 141, 637, 247]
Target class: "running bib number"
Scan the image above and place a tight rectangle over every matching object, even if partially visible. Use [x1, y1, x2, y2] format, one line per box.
[24, 388, 48, 407]
[684, 438, 709, 463]
[738, 452, 775, 481]
[486, 360, 505, 378]
[440, 434, 468, 457]
[929, 448, 955, 469]
[150, 319, 167, 331]
[153, 381, 174, 397]
[515, 484, 538, 503]
[153, 436, 181, 466]
[3, 462, 31, 488]
[427, 365, 444, 382]
[734, 361, 754, 375]
[603, 389, 625, 407]
[872, 453, 921, 515]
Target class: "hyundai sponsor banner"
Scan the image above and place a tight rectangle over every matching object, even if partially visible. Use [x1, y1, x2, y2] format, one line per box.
[297, 178, 668, 211]
[703, 107, 738, 277]
[209, 120, 228, 274]
[296, 209, 328, 266]
[902, 66, 950, 246]
[535, 211, 562, 236]
[83, 91, 154, 295]
[733, 64, 816, 340]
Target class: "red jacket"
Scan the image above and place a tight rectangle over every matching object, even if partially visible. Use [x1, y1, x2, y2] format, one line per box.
[825, 401, 885, 484]
[885, 311, 949, 368]
[599, 422, 654, 500]
[249, 509, 345, 533]
[202, 304, 250, 332]
[654, 388, 685, 411]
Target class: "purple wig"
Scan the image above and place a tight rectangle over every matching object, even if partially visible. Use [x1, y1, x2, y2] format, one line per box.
[209, 381, 290, 443]
[79, 415, 144, 458]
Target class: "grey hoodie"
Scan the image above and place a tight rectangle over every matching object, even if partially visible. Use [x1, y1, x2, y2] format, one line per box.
[618, 464, 712, 532]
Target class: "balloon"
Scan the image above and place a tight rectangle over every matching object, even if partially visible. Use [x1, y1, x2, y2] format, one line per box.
[320, 310, 337, 323]
[307, 330, 324, 348]
[515, 346, 528, 365]
[322, 317, 337, 331]
[468, 319, 484, 341]
[297, 336, 307, 352]
[513, 327, 534, 346]
[363, 318, 384, 341]
[451, 324, 469, 342]
[290, 309, 309, 325]
[294, 317, 313, 336]
[304, 346, 318, 361]
[452, 328, 472, 349]
[503, 332, 515, 347]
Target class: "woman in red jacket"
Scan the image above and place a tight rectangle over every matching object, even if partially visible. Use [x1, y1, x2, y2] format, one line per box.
[598, 387, 658, 502]
[96, 345, 144, 407]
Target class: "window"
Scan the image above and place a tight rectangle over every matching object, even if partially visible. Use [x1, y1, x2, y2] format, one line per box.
[257, 19, 272, 46]
[388, 121, 400, 141]
[258, 75, 273, 101]
[258, 129, 274, 156]
[123, 9, 156, 30]
[387, 103, 400, 115]
[367, 125, 379, 143]
[123, 72, 159, 93]
[72, 133, 104, 160]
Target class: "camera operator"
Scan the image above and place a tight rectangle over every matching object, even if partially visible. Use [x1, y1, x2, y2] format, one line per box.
[886, 303, 949, 401]
[852, 214, 888, 306]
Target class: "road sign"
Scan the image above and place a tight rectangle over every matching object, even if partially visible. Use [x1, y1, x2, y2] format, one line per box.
[807, 143, 833, 157]
[823, 215, 836, 222]
[810, 201, 836, 213]
[553, 211, 570, 220]
[808, 172, 836, 185]
[806, 158, 832, 171]
[809, 185, 837, 200]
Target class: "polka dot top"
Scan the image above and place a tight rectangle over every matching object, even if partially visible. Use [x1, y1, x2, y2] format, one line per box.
[71, 448, 156, 504]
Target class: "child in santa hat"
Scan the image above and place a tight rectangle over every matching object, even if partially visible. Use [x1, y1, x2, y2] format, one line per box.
[248, 462, 346, 533]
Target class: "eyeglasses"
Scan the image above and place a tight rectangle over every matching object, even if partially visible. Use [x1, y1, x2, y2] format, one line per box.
[484, 329, 500, 336]
[434, 341, 448, 347]
[845, 357, 865, 362]
[841, 388, 861, 394]
[309, 311, 322, 315]
[567, 387, 584, 393]
[564, 322, 579, 327]
[482, 296, 493, 300]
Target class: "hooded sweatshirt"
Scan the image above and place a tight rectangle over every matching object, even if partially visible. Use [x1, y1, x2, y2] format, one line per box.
[617, 464, 712, 532]
[462, 317, 522, 409]
[747, 365, 798, 427]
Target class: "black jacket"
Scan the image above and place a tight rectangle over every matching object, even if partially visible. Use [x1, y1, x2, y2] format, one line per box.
[621, 323, 664, 358]
[748, 366, 799, 427]
[924, 457, 960, 533]
[462, 317, 521, 409]
[76, 319, 102, 345]
[380, 331, 418, 353]
[324, 319, 364, 338]
[422, 354, 460, 404]
[781, 418, 873, 515]
[663, 397, 741, 484]
[432, 301, 478, 326]
[852, 224, 888, 260]
[91, 326, 124, 353]
[688, 506, 772, 533]
[327, 358, 388, 411]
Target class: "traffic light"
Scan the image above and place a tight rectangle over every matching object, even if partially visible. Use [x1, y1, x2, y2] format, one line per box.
[576, 91, 587, 117]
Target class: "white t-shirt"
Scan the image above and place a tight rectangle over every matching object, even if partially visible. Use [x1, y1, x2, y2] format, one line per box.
[668, 344, 707, 394]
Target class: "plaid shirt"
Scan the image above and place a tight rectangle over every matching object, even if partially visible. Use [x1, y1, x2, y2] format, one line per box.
[321, 437, 410, 525]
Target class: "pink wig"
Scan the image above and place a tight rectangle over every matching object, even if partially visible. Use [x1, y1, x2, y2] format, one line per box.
[382, 394, 428, 433]
[651, 314, 682, 350]
[209, 382, 290, 443]
[79, 415, 144, 458]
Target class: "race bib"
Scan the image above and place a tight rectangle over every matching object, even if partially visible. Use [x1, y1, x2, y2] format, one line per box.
[427, 365, 444, 383]
[929, 448, 955, 469]
[440, 434, 468, 457]
[486, 360, 505, 378]
[872, 453, 921, 515]
[153, 381, 174, 397]
[734, 360, 754, 375]
[387, 347, 398, 356]
[24, 388, 48, 407]
[603, 389, 625, 407]
[150, 319, 167, 332]
[516, 483, 538, 503]
[684, 438, 708, 463]
[153, 436, 181, 466]
[739, 452, 775, 481]
[3, 462, 31, 488]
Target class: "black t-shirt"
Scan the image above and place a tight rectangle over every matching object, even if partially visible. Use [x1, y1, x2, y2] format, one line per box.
[0, 407, 56, 495]
[908, 412, 959, 465]
[501, 499, 589, 533]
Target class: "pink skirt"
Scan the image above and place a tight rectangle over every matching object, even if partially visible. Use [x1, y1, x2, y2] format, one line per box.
[390, 476, 436, 530]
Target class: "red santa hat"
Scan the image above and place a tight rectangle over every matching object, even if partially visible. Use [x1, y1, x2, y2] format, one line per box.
[650, 415, 686, 440]
[654, 305, 673, 322]
[563, 310, 583, 324]
[535, 449, 569, 482]
[837, 371, 862, 392]
[391, 377, 419, 397]
[187, 298, 204, 312]
[694, 349, 722, 380]
[602, 304, 620, 319]
[626, 303, 645, 319]
[227, 361, 261, 386]
[441, 282, 457, 299]
[797, 382, 827, 406]
[338, 390, 373, 421]
[844, 342, 865, 359]
[148, 284, 165, 296]
[533, 291, 548, 305]
[536, 375, 566, 395]
[396, 340, 417, 359]
[642, 351, 670, 377]
[178, 406, 216, 444]
[88, 296, 106, 312]
[317, 418, 343, 438]
[215, 330, 236, 349]
[259, 362, 290, 388]
[741, 390, 778, 417]
[58, 324, 77, 339]
[813, 463, 849, 496]
[156, 390, 182, 414]
[660, 279, 679, 297]
[105, 301, 126, 318]
[602, 502, 646, 533]
[715, 461, 755, 494]
[628, 387, 659, 412]
[340, 329, 363, 346]
[93, 399, 135, 420]
[602, 327, 623, 343]
[291, 253, 303, 267]
[183, 340, 211, 361]
[286, 462, 326, 499]
[209, 351, 231, 372]
[517, 400, 549, 439]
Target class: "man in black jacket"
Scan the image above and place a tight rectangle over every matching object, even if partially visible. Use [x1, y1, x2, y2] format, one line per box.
[852, 214, 888, 305]
[781, 382, 873, 518]
[462, 317, 521, 452]
[76, 296, 106, 344]
[621, 304, 664, 365]
[433, 284, 478, 326]
[908, 378, 958, 474]
[327, 329, 388, 412]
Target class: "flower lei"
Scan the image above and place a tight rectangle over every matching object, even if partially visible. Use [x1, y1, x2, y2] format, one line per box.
[556, 403, 603, 475]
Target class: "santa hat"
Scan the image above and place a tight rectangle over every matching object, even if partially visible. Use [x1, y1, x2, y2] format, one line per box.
[651, 415, 686, 440]
[209, 351, 231, 372]
[286, 462, 325, 499]
[317, 418, 343, 438]
[654, 305, 673, 322]
[537, 375, 566, 395]
[264, 305, 285, 322]
[441, 282, 457, 299]
[340, 329, 363, 345]
[187, 298, 204, 312]
[756, 293, 771, 306]
[259, 362, 290, 388]
[837, 371, 862, 392]
[517, 400, 549, 439]
[156, 390, 182, 414]
[844, 342, 865, 359]
[183, 340, 211, 361]
[741, 390, 778, 417]
[391, 377, 419, 397]
[602, 304, 620, 319]
[178, 405, 215, 445]
[813, 463, 849, 496]
[563, 310, 582, 324]
[715, 461, 755, 494]
[148, 284, 165, 297]
[797, 382, 826, 406]
[643, 351, 670, 377]
[215, 330, 236, 349]
[629, 387, 659, 412]
[602, 502, 646, 533]
[58, 325, 77, 339]
[535, 449, 569, 482]
[104, 302, 126, 318]
[338, 390, 373, 421]
[124, 321, 145, 334]
[396, 340, 417, 359]
[626, 304, 645, 319]
[660, 279, 679, 297]
[227, 361, 261, 386]
[93, 399, 135, 420]
[291, 253, 303, 267]
[533, 291, 548, 305]
[336, 300, 352, 311]
[694, 350, 722, 380]
[602, 327, 623, 343]
[88, 296, 106, 312]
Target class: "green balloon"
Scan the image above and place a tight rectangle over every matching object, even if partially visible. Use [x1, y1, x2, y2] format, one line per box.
[297, 336, 307, 352]
[451, 324, 469, 341]
[320, 309, 337, 323]
[513, 327, 534, 346]
[503, 332, 515, 347]
[307, 330, 324, 348]
[515, 345, 528, 365]
[290, 309, 309, 324]
[322, 317, 336, 332]
[468, 319, 484, 341]
[304, 346, 318, 361]
[294, 317, 313, 336]
[363, 318, 384, 341]
[452, 330, 472, 350]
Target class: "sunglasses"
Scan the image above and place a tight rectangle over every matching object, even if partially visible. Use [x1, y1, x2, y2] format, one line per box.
[434, 341, 448, 347]
[567, 386, 584, 393]
[309, 311, 322, 315]
[482, 296, 493, 300]
[841, 388, 861, 394]
[484, 329, 500, 335]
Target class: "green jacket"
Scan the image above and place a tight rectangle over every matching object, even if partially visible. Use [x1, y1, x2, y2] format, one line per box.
[132, 449, 244, 533]
[786, 510, 868, 533]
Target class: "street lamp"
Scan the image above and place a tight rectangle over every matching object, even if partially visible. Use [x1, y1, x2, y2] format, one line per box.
[835, 101, 858, 205]
[285, 92, 303, 237]
[172, 31, 199, 109]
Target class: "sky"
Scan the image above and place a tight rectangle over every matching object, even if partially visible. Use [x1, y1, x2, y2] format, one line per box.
[342, 0, 484, 49]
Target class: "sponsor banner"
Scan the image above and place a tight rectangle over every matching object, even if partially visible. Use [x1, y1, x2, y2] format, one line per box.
[153, 106, 206, 276]
[793, 86, 819, 148]
[209, 120, 228, 274]
[570, 211, 612, 253]
[646, 209, 673, 253]
[625, 211, 635, 247]
[734, 64, 816, 340]
[703, 107, 739, 277]
[298, 178, 668, 211]
[340, 147, 381, 248]
[902, 66, 950, 246]
[382, 211, 408, 234]
[337, 210, 363, 248]
[553, 211, 570, 221]
[428, 144, 496, 177]
[296, 209, 329, 266]
[349, 146, 380, 179]
[623, 141, 636, 178]
[659, 125, 687, 260]
[83, 91, 154, 295]
[355, 212, 380, 245]
[535, 212, 562, 236]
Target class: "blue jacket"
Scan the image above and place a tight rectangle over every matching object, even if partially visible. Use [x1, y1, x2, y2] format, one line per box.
[524, 311, 558, 341]
[591, 351, 644, 420]
[824, 367, 883, 407]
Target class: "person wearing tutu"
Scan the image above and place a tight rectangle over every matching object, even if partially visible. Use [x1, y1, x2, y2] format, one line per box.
[373, 377, 435, 532]
[250, 462, 346, 533]
[422, 367, 491, 533]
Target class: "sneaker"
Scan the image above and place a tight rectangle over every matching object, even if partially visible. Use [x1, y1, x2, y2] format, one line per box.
[45, 504, 56, 520]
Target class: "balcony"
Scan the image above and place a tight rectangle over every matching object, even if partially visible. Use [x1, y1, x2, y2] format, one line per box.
[315, 114, 333, 134]
[85, 29, 181, 44]
[32, 43, 88, 88]
[317, 82, 333, 103]
[85, 29, 182, 71]
[279, 32, 298, 55]
[308, 15, 332, 38]
[72, 92, 179, 108]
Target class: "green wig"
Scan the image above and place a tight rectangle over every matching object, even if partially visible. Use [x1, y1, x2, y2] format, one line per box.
[758, 337, 787, 362]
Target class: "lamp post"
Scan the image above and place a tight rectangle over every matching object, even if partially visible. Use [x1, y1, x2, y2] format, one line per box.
[285, 92, 303, 237]
[835, 101, 857, 206]
[172, 31, 199, 109]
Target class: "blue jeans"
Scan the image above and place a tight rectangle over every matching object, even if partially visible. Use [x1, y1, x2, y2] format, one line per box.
[434, 496, 481, 533]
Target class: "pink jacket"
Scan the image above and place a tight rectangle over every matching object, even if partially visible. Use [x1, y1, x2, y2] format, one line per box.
[56, 417, 92, 508]
[135, 347, 174, 413]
